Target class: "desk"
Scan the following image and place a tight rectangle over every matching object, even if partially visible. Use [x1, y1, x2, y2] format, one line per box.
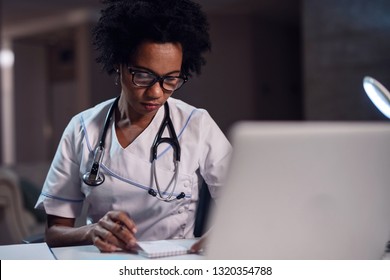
[0, 239, 203, 260]
[0, 243, 55, 260]
[52, 239, 204, 260]
[1, 242, 389, 260]
[52, 246, 390, 260]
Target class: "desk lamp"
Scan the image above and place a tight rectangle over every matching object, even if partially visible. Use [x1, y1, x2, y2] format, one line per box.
[363, 76, 390, 253]
[363, 76, 390, 119]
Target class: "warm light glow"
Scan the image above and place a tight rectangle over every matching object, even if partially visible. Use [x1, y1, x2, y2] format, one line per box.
[1, 44, 16, 164]
[363, 76, 390, 119]
[0, 49, 15, 68]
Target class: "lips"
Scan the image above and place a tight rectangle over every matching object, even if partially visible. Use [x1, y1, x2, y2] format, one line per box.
[142, 102, 160, 111]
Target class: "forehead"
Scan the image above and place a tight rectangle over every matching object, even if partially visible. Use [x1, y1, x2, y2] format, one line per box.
[129, 41, 183, 74]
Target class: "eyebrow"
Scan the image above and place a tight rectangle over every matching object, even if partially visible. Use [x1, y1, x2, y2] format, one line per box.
[128, 65, 182, 76]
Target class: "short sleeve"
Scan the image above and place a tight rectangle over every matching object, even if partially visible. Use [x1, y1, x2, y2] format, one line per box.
[35, 115, 85, 218]
[198, 110, 232, 199]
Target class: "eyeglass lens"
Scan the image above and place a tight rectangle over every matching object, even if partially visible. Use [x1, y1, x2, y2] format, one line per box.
[131, 70, 186, 91]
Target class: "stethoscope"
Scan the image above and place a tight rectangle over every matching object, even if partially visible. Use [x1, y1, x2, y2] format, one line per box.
[82, 96, 186, 202]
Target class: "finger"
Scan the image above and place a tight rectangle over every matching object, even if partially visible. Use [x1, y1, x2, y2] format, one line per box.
[91, 226, 121, 253]
[98, 218, 137, 249]
[190, 232, 211, 253]
[93, 224, 126, 252]
[108, 211, 137, 234]
[113, 221, 138, 249]
[190, 238, 206, 253]
[93, 235, 117, 252]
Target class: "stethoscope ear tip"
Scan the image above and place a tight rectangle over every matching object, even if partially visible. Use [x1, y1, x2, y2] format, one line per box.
[176, 192, 185, 200]
[148, 189, 157, 197]
[83, 172, 105, 186]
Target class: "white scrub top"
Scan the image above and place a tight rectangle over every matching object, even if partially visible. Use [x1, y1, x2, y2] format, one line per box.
[35, 97, 231, 241]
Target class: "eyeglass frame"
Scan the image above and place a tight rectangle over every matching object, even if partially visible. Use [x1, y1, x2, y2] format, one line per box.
[127, 66, 188, 92]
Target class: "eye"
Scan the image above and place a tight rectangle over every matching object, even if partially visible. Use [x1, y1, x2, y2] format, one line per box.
[164, 77, 180, 87]
[133, 71, 156, 85]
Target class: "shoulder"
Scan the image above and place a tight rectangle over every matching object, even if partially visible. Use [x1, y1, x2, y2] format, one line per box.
[62, 98, 116, 142]
[76, 98, 116, 126]
[168, 98, 227, 144]
[65, 98, 115, 133]
[168, 97, 210, 124]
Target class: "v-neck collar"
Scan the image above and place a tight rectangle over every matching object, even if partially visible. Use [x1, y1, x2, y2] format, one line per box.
[111, 102, 166, 151]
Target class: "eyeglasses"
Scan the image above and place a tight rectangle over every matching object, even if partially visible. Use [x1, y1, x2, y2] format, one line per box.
[127, 67, 188, 92]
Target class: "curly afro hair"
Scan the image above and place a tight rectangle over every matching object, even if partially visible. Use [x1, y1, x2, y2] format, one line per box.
[93, 0, 211, 77]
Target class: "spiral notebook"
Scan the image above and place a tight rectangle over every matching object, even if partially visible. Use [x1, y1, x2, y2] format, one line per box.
[137, 239, 197, 258]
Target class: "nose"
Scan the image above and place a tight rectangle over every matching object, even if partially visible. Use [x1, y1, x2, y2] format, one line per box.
[145, 81, 164, 99]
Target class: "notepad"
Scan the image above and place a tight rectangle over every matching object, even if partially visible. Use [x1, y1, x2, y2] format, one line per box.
[137, 239, 196, 258]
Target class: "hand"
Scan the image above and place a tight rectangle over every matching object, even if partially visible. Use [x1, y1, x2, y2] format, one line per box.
[90, 210, 138, 252]
[190, 231, 210, 253]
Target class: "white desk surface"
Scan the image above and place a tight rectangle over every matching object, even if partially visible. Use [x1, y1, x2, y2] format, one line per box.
[51, 239, 204, 260]
[1, 241, 389, 260]
[0, 242, 55, 260]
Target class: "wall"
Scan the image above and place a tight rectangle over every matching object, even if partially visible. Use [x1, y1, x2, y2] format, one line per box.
[13, 42, 48, 162]
[10, 1, 390, 163]
[0, 0, 3, 162]
[303, 0, 390, 120]
[3, 7, 302, 164]
[0, 36, 2, 163]
[11, 24, 98, 163]
[179, 15, 257, 134]
[180, 13, 302, 134]
[253, 17, 302, 120]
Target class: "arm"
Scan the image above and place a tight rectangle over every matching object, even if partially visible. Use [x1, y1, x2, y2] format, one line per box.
[45, 215, 93, 247]
[46, 211, 138, 252]
[38, 113, 137, 252]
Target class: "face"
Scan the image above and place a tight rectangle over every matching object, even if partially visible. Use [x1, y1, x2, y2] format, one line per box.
[119, 41, 183, 122]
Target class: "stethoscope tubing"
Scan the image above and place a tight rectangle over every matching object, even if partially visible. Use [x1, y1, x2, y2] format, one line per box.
[82, 97, 185, 201]
[99, 162, 191, 199]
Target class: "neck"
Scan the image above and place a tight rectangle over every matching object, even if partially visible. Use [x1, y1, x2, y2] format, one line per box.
[116, 96, 155, 129]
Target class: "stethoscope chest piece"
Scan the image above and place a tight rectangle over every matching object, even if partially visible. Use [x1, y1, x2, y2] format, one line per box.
[83, 171, 105, 186]
[82, 150, 106, 186]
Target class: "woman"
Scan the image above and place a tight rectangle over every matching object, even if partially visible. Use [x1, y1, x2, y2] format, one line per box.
[35, 0, 231, 253]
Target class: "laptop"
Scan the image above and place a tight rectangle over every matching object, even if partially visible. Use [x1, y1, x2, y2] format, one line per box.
[206, 122, 390, 259]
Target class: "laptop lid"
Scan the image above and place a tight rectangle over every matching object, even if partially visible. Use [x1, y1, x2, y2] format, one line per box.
[206, 122, 390, 259]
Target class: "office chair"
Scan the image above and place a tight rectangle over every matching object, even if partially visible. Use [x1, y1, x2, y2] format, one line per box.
[0, 168, 44, 245]
[194, 180, 214, 237]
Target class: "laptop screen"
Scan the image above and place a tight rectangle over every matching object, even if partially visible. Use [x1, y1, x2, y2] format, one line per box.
[206, 122, 390, 259]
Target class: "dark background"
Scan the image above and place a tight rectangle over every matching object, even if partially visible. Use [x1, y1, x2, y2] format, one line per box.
[1, 0, 390, 165]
